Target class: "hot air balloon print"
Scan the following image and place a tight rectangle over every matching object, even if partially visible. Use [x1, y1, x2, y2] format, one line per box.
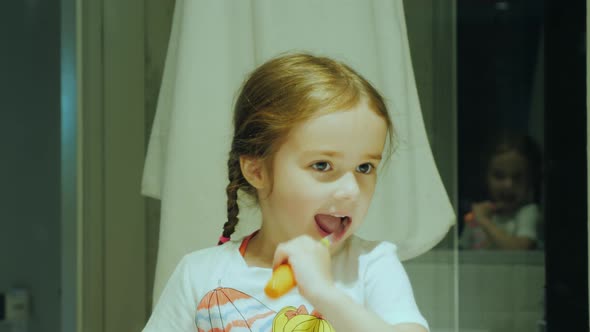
[195, 287, 276, 331]
[195, 287, 335, 332]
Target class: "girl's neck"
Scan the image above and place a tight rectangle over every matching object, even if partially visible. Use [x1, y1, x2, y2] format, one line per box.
[242, 228, 278, 268]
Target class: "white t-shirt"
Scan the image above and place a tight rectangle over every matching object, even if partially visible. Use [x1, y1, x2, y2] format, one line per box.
[460, 203, 540, 249]
[492, 203, 539, 239]
[142, 235, 428, 331]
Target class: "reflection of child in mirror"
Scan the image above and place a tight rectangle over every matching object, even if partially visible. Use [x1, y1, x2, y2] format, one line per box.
[460, 132, 542, 250]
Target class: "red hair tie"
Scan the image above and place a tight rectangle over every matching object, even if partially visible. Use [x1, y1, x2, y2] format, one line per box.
[219, 235, 231, 244]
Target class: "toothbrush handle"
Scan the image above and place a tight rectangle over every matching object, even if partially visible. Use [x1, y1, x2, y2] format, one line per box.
[264, 264, 296, 298]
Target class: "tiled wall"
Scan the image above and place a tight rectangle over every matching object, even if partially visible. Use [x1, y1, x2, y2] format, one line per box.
[404, 250, 545, 332]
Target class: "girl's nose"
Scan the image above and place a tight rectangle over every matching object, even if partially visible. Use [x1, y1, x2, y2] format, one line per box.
[333, 172, 361, 201]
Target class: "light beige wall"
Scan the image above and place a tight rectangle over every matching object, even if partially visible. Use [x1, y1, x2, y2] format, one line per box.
[79, 0, 106, 330]
[79, 0, 147, 330]
[103, 1, 147, 331]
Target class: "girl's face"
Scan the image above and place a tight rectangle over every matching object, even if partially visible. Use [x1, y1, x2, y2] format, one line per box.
[486, 149, 531, 214]
[258, 100, 388, 251]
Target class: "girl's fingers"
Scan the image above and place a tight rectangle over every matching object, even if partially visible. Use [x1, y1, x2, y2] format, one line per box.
[272, 243, 290, 269]
[272, 235, 318, 268]
[266, 236, 320, 299]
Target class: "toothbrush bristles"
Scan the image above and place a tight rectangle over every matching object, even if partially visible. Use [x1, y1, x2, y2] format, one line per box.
[320, 234, 334, 248]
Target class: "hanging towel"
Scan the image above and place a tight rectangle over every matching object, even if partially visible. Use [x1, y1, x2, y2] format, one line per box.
[142, 0, 455, 303]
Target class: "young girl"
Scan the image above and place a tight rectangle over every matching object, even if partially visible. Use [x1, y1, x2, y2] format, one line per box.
[142, 53, 429, 332]
[460, 131, 543, 250]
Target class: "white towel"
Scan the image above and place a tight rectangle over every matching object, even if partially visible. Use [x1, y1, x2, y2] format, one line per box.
[142, 0, 455, 303]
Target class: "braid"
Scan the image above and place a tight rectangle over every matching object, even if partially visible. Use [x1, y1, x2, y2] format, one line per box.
[218, 153, 242, 245]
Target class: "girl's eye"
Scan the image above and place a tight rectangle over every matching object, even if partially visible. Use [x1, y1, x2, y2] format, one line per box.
[312, 162, 332, 172]
[357, 163, 374, 174]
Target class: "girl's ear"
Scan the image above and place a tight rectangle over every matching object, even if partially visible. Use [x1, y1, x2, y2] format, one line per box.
[240, 155, 268, 189]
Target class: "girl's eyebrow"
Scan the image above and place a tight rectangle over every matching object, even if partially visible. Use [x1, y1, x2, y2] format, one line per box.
[303, 150, 382, 160]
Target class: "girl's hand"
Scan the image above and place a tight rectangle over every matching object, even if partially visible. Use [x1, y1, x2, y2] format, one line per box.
[272, 235, 333, 302]
[472, 201, 495, 224]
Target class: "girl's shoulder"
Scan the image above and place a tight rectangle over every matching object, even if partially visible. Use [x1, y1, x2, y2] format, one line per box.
[181, 240, 241, 268]
[339, 235, 400, 264]
[517, 202, 540, 212]
[346, 234, 398, 252]
[332, 236, 406, 285]
[171, 240, 247, 290]
[495, 203, 541, 223]
[515, 203, 541, 219]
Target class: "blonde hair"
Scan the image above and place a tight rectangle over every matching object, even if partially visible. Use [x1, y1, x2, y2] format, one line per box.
[219, 53, 394, 244]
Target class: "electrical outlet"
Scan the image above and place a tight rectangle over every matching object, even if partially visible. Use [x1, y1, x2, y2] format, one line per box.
[5, 289, 29, 322]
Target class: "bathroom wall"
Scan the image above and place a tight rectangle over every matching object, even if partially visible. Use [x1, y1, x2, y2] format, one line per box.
[0, 0, 61, 331]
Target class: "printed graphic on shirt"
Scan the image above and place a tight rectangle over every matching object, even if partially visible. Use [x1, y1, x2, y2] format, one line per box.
[195, 287, 335, 332]
[273, 305, 335, 332]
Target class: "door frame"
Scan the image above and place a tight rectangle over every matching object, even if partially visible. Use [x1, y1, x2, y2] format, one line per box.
[74, 0, 148, 331]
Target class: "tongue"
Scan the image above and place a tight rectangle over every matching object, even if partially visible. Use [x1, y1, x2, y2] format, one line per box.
[315, 214, 342, 234]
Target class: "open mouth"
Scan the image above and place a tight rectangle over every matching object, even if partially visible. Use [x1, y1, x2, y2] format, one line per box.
[314, 214, 351, 239]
